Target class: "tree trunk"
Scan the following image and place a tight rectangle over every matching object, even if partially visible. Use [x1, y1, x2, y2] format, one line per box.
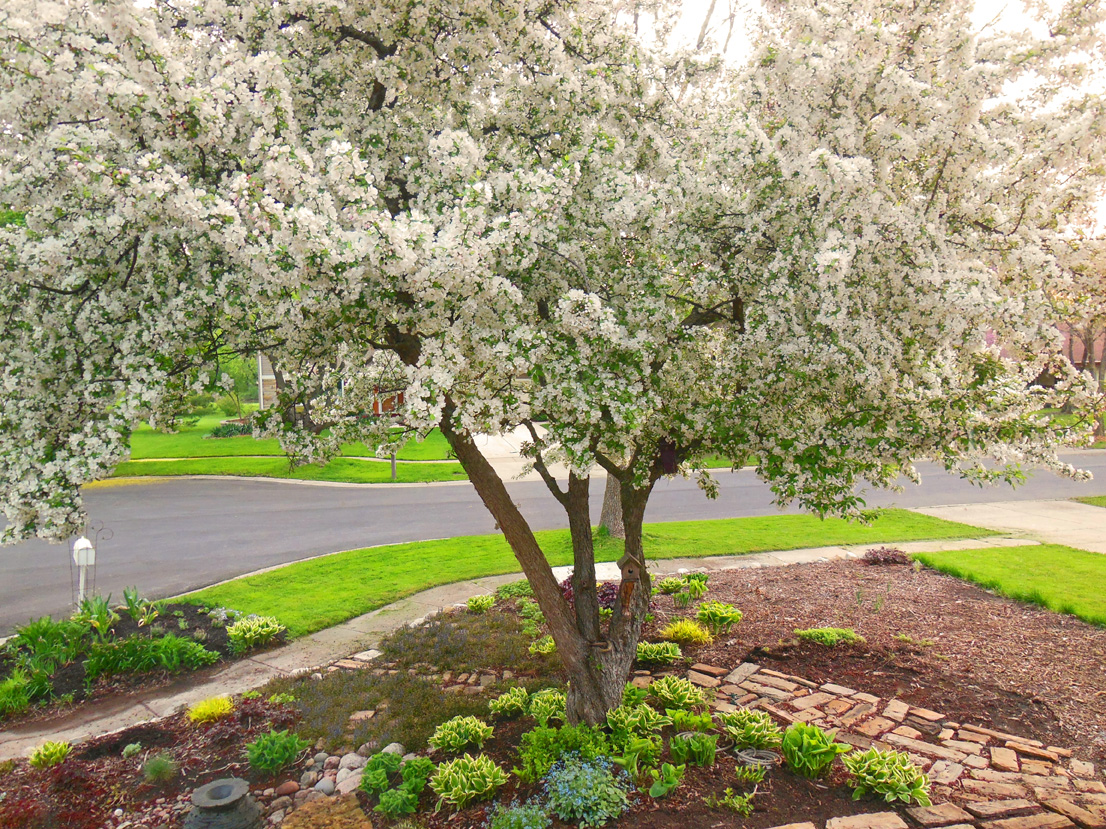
[599, 472, 624, 539]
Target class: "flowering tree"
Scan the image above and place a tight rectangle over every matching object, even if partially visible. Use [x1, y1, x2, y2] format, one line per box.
[1050, 234, 1106, 435]
[1, 0, 1103, 722]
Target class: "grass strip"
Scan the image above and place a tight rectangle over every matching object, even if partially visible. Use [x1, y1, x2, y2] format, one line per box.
[913, 544, 1106, 627]
[129, 417, 455, 461]
[113, 456, 467, 484]
[1074, 495, 1106, 509]
[182, 509, 992, 637]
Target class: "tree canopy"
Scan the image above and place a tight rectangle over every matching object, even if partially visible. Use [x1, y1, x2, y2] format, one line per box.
[2, 0, 1103, 719]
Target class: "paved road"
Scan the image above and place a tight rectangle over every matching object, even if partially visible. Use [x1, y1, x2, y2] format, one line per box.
[3, 451, 1105, 634]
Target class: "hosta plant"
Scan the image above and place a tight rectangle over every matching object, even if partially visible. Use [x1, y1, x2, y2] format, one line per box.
[529, 635, 556, 655]
[635, 641, 682, 665]
[842, 748, 932, 806]
[659, 620, 712, 647]
[656, 577, 687, 595]
[610, 735, 661, 782]
[716, 709, 783, 749]
[226, 616, 286, 653]
[667, 709, 714, 733]
[606, 704, 671, 739]
[781, 723, 850, 778]
[489, 686, 530, 719]
[29, 741, 70, 769]
[431, 753, 507, 810]
[429, 715, 493, 752]
[648, 762, 685, 798]
[695, 601, 744, 634]
[527, 689, 566, 728]
[466, 595, 495, 614]
[648, 675, 708, 711]
[187, 695, 233, 725]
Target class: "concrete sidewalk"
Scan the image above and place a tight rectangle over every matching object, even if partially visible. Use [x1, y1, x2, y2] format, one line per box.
[915, 499, 1106, 553]
[0, 532, 1029, 760]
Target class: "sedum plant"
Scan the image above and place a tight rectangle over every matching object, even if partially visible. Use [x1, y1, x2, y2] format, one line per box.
[635, 641, 682, 665]
[489, 686, 530, 719]
[429, 715, 493, 752]
[659, 619, 713, 646]
[245, 729, 310, 774]
[842, 748, 932, 806]
[781, 723, 850, 778]
[187, 695, 234, 725]
[430, 753, 507, 809]
[716, 709, 783, 749]
[695, 601, 744, 634]
[794, 627, 865, 647]
[29, 741, 70, 769]
[648, 675, 708, 711]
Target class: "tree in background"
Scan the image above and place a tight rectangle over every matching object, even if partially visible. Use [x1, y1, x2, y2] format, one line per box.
[1050, 234, 1106, 435]
[1, 0, 1103, 721]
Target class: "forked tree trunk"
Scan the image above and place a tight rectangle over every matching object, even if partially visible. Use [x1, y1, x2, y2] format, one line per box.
[438, 402, 653, 724]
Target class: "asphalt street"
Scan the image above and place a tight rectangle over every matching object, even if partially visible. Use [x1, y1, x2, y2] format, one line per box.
[3, 451, 1105, 634]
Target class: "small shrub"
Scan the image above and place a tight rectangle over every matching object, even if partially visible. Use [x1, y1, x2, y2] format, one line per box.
[490, 686, 530, 719]
[543, 757, 631, 827]
[467, 595, 495, 614]
[794, 627, 865, 647]
[514, 723, 611, 783]
[704, 786, 755, 814]
[695, 601, 744, 634]
[267, 692, 296, 705]
[360, 751, 403, 796]
[210, 421, 252, 438]
[121, 742, 143, 759]
[430, 753, 507, 809]
[781, 722, 850, 778]
[375, 787, 419, 818]
[245, 729, 310, 774]
[863, 546, 910, 565]
[733, 763, 767, 784]
[842, 748, 932, 805]
[528, 635, 556, 655]
[495, 580, 534, 599]
[527, 688, 566, 727]
[648, 675, 708, 711]
[142, 754, 178, 785]
[659, 619, 712, 646]
[0, 670, 31, 717]
[187, 696, 234, 725]
[635, 641, 682, 665]
[29, 741, 71, 769]
[647, 762, 685, 798]
[401, 756, 436, 793]
[226, 616, 286, 653]
[488, 801, 552, 829]
[669, 732, 717, 767]
[429, 715, 493, 752]
[716, 709, 783, 749]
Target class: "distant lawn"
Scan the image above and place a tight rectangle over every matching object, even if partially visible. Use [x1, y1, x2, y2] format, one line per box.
[129, 417, 454, 461]
[914, 544, 1106, 627]
[183, 509, 993, 637]
[1075, 496, 1106, 509]
[114, 456, 466, 483]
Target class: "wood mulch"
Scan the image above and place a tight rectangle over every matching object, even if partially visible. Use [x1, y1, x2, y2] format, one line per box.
[693, 558, 1106, 764]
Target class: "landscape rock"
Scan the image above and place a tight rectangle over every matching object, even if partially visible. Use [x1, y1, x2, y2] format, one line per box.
[382, 742, 406, 756]
[825, 812, 908, 829]
[313, 778, 335, 795]
[906, 802, 975, 826]
[275, 781, 300, 797]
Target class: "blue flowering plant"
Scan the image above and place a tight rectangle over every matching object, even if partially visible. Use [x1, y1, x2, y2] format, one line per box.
[543, 756, 632, 827]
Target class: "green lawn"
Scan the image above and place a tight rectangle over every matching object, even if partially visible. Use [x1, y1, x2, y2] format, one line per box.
[1074, 496, 1106, 509]
[914, 544, 1106, 627]
[113, 456, 466, 483]
[129, 417, 454, 461]
[183, 509, 993, 637]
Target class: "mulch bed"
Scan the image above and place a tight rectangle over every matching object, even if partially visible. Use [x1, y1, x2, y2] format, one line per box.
[692, 558, 1106, 764]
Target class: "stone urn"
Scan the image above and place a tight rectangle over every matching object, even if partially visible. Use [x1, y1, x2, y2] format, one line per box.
[182, 778, 264, 829]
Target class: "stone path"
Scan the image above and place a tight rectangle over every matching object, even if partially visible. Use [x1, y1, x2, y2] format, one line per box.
[0, 535, 1028, 761]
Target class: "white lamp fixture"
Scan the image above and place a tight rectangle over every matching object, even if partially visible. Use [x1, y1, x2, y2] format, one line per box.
[72, 536, 96, 604]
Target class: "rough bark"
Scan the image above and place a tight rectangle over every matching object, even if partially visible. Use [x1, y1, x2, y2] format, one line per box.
[598, 472, 625, 539]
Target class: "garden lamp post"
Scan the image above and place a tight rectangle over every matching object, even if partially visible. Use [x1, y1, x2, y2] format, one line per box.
[72, 535, 95, 604]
